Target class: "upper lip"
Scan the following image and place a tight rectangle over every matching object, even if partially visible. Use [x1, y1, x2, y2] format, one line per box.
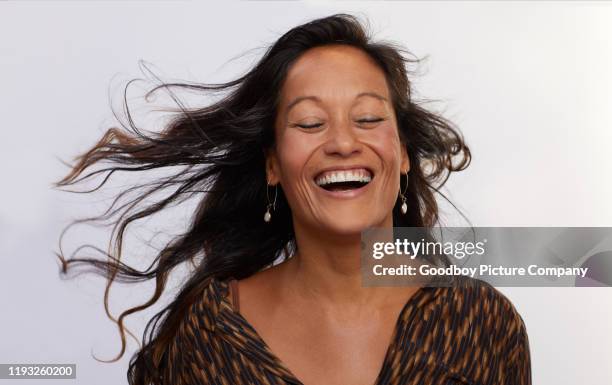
[313, 165, 374, 180]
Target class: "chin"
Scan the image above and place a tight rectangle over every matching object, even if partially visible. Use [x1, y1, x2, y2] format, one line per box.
[319, 214, 389, 236]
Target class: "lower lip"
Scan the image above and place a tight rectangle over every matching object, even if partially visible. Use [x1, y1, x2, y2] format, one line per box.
[315, 178, 373, 199]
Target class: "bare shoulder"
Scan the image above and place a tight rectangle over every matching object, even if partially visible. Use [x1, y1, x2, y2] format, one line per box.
[234, 261, 286, 314]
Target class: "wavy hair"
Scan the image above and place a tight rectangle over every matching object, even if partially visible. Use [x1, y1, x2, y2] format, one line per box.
[54, 13, 471, 385]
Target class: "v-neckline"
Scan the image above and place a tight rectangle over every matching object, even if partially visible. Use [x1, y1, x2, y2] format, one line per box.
[214, 278, 431, 385]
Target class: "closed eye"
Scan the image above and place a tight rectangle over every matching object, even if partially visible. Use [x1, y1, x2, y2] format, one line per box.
[294, 118, 385, 129]
[296, 123, 323, 129]
[357, 118, 385, 125]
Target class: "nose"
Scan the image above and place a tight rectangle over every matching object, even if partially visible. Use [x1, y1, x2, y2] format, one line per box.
[322, 117, 362, 157]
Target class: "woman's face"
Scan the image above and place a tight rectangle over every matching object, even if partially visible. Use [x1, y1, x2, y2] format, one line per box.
[267, 44, 409, 236]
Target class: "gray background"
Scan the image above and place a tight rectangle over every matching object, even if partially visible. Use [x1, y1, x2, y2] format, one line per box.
[1, 1, 611, 384]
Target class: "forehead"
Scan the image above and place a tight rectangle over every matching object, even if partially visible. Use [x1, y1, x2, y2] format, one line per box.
[279, 45, 390, 101]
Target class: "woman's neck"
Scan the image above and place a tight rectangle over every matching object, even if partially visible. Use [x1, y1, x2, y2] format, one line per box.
[278, 220, 395, 308]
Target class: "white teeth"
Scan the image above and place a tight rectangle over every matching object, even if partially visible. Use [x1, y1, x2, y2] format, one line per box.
[315, 168, 373, 186]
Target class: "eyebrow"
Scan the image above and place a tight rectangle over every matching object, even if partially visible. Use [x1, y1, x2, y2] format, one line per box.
[285, 91, 388, 113]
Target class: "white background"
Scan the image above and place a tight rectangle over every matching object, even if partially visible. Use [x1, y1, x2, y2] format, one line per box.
[1, 1, 611, 384]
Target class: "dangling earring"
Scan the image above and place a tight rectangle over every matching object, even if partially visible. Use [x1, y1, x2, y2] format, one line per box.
[264, 183, 278, 223]
[399, 171, 409, 214]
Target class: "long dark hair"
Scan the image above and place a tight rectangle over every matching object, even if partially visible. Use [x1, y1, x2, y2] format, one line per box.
[54, 13, 470, 385]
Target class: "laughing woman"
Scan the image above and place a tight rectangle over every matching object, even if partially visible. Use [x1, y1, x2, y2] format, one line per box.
[55, 14, 531, 385]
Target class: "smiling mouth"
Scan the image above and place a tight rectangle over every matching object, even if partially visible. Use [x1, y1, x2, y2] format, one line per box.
[314, 168, 373, 192]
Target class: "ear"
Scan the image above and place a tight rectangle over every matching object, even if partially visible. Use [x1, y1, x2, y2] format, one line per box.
[265, 148, 281, 185]
[400, 143, 410, 174]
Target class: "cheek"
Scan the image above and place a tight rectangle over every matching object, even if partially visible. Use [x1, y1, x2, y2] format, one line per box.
[362, 124, 404, 211]
[275, 132, 318, 191]
[363, 124, 403, 166]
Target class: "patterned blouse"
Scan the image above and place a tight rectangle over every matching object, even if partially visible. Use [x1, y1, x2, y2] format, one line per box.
[162, 276, 531, 385]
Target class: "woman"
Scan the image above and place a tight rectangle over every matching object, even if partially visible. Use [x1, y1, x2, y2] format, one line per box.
[55, 14, 531, 385]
